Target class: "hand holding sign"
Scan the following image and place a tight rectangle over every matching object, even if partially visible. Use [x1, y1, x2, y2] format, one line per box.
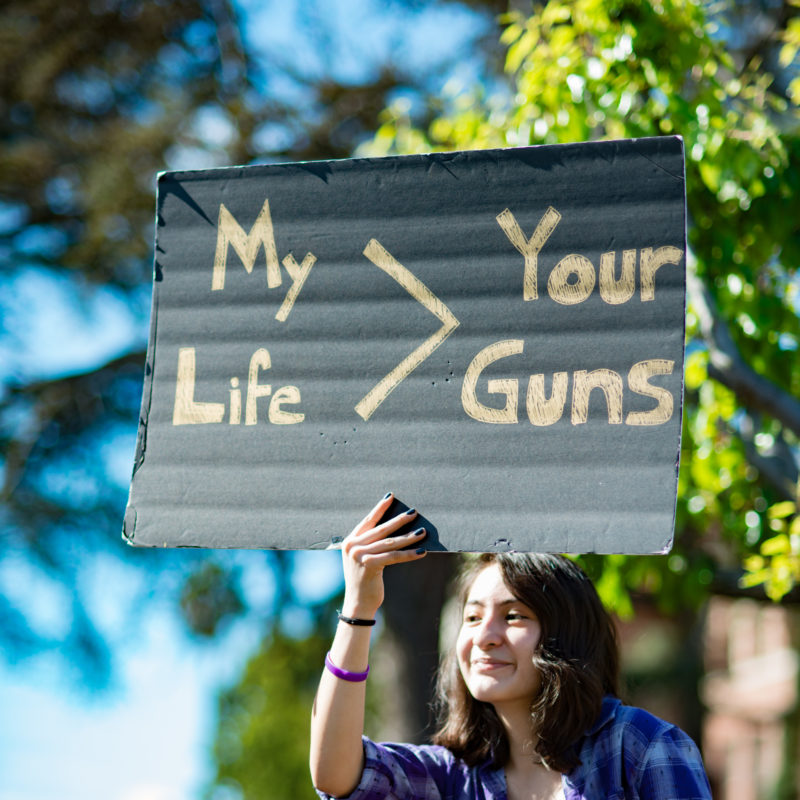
[339, 493, 427, 619]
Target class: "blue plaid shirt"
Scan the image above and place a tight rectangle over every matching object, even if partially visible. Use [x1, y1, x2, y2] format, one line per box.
[315, 696, 711, 799]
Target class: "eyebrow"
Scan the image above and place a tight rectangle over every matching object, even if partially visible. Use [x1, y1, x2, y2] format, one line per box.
[464, 598, 520, 607]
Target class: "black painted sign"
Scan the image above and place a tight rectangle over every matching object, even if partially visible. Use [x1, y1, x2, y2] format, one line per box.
[124, 137, 686, 553]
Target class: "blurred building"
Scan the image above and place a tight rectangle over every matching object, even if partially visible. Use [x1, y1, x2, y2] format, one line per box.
[617, 594, 800, 800]
[701, 595, 799, 800]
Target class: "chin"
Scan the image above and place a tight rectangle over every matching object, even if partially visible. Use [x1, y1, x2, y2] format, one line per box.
[464, 674, 540, 708]
[467, 680, 515, 705]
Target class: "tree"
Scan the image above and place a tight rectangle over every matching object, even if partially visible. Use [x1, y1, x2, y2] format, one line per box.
[364, 0, 800, 610]
[0, 0, 495, 682]
[209, 630, 330, 800]
[0, 0, 267, 681]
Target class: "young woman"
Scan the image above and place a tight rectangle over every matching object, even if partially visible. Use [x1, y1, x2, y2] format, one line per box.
[310, 494, 712, 800]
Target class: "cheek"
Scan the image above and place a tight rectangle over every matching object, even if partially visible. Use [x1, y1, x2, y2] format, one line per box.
[512, 627, 542, 663]
[455, 628, 471, 672]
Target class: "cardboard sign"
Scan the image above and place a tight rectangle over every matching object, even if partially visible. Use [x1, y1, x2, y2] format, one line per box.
[124, 137, 686, 553]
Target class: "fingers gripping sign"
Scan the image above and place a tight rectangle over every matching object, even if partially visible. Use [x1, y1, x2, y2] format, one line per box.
[341, 493, 427, 619]
[310, 495, 427, 798]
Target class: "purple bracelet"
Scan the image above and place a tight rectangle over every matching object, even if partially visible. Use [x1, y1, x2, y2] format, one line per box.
[325, 651, 369, 682]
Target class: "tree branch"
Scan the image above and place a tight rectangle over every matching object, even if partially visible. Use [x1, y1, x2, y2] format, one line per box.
[688, 271, 800, 437]
[735, 414, 798, 500]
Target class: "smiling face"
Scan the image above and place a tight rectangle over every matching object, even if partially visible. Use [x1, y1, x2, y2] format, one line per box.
[456, 562, 542, 714]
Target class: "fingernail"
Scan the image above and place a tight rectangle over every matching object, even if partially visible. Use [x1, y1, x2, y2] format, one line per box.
[382, 492, 392, 500]
[415, 547, 426, 555]
[413, 527, 426, 536]
[405, 508, 416, 516]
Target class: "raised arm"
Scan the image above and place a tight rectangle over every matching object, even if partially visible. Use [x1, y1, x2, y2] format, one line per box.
[309, 493, 427, 798]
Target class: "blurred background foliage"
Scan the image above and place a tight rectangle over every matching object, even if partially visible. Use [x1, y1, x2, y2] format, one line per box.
[0, 1, 798, 799]
[365, 0, 800, 614]
[210, 631, 331, 800]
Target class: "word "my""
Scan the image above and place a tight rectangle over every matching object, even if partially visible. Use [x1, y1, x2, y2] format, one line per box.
[212, 199, 315, 322]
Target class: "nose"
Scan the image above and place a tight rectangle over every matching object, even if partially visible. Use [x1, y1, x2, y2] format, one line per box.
[473, 614, 503, 649]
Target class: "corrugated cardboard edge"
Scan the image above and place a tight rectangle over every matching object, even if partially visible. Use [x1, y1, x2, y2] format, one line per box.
[663, 135, 687, 555]
[120, 141, 688, 553]
[152, 135, 685, 185]
[122, 173, 166, 546]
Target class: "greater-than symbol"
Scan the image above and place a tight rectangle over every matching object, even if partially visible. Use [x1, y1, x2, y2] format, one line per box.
[355, 239, 460, 421]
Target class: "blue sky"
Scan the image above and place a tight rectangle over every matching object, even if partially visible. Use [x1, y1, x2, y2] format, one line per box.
[0, 550, 342, 800]
[1, 616, 223, 800]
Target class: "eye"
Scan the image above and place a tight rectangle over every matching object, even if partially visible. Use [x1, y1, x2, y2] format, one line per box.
[463, 607, 484, 624]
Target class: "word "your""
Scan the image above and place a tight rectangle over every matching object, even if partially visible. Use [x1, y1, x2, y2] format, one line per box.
[497, 206, 682, 305]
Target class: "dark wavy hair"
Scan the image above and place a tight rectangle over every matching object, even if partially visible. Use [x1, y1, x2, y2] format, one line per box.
[432, 553, 619, 773]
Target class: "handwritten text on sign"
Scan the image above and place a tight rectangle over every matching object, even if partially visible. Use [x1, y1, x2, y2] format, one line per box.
[125, 139, 687, 553]
[173, 199, 681, 428]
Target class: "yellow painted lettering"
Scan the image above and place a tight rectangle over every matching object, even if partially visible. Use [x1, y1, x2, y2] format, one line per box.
[526, 372, 569, 426]
[599, 249, 636, 305]
[355, 239, 459, 421]
[640, 246, 683, 301]
[571, 368, 623, 425]
[548, 254, 596, 305]
[461, 340, 524, 424]
[626, 359, 675, 425]
[245, 348, 272, 425]
[229, 377, 241, 425]
[172, 347, 225, 425]
[496, 206, 561, 301]
[268, 385, 305, 424]
[212, 199, 281, 291]
[275, 252, 316, 323]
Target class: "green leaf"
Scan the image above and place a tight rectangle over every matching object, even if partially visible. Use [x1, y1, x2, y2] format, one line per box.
[761, 534, 790, 556]
[768, 501, 798, 519]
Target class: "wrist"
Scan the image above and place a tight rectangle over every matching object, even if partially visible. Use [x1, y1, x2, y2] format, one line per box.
[340, 596, 379, 621]
[337, 610, 376, 627]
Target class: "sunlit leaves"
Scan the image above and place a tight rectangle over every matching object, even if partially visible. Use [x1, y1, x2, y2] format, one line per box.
[366, 0, 800, 606]
[779, 2, 800, 103]
[741, 497, 800, 600]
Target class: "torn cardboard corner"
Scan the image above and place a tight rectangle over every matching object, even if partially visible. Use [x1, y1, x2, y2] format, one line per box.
[125, 136, 687, 554]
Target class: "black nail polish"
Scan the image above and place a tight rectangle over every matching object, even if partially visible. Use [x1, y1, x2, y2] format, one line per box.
[405, 508, 416, 516]
[382, 492, 392, 500]
[415, 547, 426, 555]
[413, 527, 426, 535]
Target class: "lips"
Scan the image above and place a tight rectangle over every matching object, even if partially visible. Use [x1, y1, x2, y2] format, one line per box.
[472, 658, 512, 671]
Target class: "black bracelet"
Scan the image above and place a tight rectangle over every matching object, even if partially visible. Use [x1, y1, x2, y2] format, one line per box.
[337, 610, 376, 627]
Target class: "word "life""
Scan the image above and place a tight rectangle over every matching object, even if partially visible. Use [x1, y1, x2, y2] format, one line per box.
[173, 347, 303, 426]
